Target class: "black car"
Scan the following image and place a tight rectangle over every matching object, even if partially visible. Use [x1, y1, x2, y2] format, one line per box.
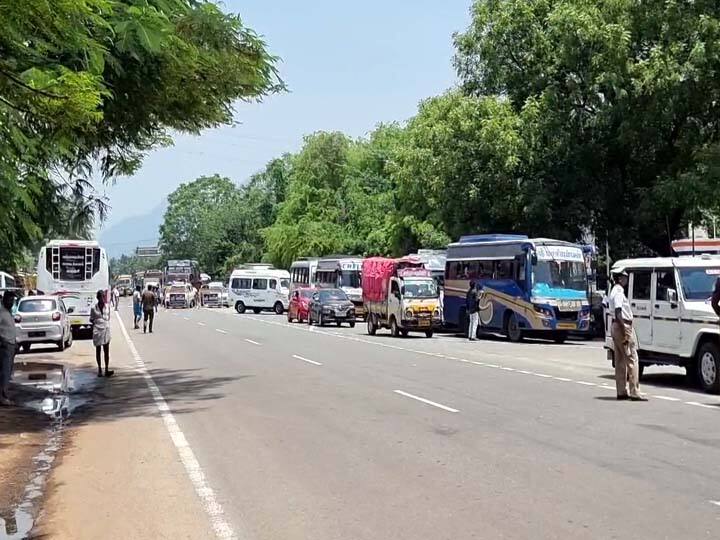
[308, 289, 356, 327]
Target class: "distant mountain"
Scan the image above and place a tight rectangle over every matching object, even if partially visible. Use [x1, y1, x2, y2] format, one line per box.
[99, 200, 167, 259]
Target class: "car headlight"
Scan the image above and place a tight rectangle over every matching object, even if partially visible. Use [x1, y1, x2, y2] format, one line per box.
[433, 309, 441, 318]
[404, 309, 413, 319]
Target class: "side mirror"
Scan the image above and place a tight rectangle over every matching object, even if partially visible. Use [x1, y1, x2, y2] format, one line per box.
[67, 307, 75, 314]
[667, 289, 678, 303]
[530, 252, 538, 266]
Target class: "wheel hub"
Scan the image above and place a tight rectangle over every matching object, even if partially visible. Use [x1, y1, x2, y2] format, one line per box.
[701, 352, 717, 386]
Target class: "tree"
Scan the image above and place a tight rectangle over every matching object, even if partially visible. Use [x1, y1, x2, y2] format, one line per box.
[454, 0, 720, 255]
[0, 0, 282, 270]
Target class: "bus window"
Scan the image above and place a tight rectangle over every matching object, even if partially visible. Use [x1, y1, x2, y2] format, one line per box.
[269, 279, 277, 290]
[495, 260, 513, 280]
[253, 278, 268, 290]
[478, 261, 493, 279]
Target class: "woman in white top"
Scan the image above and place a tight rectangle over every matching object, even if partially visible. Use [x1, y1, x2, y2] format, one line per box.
[90, 290, 114, 378]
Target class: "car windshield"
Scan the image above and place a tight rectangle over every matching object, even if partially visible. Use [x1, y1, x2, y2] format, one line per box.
[533, 260, 587, 292]
[679, 267, 720, 300]
[319, 290, 348, 302]
[300, 290, 314, 299]
[338, 270, 361, 288]
[19, 299, 56, 312]
[403, 280, 438, 298]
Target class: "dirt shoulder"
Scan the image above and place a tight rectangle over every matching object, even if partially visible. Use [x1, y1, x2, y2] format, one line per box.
[35, 316, 215, 540]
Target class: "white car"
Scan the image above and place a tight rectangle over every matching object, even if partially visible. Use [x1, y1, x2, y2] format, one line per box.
[605, 256, 720, 393]
[15, 295, 74, 352]
[165, 283, 196, 309]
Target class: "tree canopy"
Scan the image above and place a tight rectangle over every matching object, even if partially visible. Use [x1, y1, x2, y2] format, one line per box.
[0, 0, 282, 270]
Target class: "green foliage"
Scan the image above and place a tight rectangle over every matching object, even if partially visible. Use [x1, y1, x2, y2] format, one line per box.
[0, 0, 282, 270]
[454, 0, 720, 255]
[110, 254, 163, 278]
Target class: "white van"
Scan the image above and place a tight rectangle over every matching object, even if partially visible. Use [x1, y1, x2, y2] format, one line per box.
[228, 265, 290, 315]
[605, 256, 720, 393]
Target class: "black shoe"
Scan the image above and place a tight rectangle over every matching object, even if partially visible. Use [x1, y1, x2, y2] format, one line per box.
[105, 370, 114, 378]
[630, 396, 648, 402]
[616, 395, 629, 401]
[97, 370, 104, 377]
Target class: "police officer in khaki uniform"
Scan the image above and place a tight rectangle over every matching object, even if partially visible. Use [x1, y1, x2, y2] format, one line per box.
[609, 270, 647, 401]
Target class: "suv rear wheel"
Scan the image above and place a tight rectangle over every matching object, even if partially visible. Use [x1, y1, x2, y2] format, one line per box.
[235, 301, 246, 314]
[697, 341, 720, 394]
[274, 302, 284, 315]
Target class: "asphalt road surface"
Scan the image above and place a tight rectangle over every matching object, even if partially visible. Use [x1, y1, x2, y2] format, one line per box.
[117, 301, 720, 540]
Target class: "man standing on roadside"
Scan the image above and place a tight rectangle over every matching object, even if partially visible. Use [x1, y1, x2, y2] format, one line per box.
[610, 270, 647, 401]
[466, 280, 479, 341]
[0, 291, 17, 406]
[112, 286, 120, 311]
[141, 285, 156, 334]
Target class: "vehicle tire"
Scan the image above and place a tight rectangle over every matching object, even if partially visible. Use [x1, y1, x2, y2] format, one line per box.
[307, 312, 313, 325]
[190, 300, 195, 309]
[425, 330, 434, 338]
[390, 317, 400, 337]
[638, 362, 645, 380]
[367, 315, 377, 336]
[696, 341, 720, 394]
[318, 313, 324, 327]
[65, 331, 73, 349]
[253, 308, 262, 314]
[553, 332, 567, 344]
[504, 311, 523, 343]
[274, 302, 284, 315]
[57, 338, 65, 352]
[235, 301, 246, 314]
[400, 329, 409, 337]
[349, 321, 355, 329]
[287, 314, 293, 323]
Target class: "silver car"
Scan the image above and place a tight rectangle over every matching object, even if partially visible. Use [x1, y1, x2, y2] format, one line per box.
[15, 296, 74, 353]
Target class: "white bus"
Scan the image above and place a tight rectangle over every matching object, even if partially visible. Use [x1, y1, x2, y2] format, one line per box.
[228, 265, 290, 315]
[314, 256, 365, 318]
[0, 271, 17, 291]
[289, 258, 319, 294]
[37, 240, 109, 330]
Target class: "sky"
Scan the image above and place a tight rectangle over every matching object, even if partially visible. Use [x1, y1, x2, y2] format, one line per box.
[98, 0, 472, 243]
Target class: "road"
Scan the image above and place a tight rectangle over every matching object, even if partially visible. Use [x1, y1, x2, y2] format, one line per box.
[116, 301, 720, 540]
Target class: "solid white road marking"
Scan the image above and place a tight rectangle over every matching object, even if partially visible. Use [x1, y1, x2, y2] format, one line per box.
[553, 376, 572, 382]
[215, 329, 227, 334]
[653, 395, 681, 402]
[292, 354, 322, 366]
[709, 500, 720, 507]
[115, 312, 235, 539]
[576, 381, 596, 386]
[198, 322, 206, 326]
[685, 401, 716, 409]
[244, 338, 261, 346]
[183, 317, 190, 321]
[394, 390, 459, 413]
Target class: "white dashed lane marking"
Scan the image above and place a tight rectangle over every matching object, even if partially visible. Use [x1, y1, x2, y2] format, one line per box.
[394, 390, 459, 413]
[215, 329, 227, 334]
[203, 311, 720, 414]
[292, 354, 322, 366]
[244, 339, 261, 346]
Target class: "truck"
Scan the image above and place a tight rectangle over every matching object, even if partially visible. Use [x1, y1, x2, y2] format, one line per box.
[115, 274, 133, 296]
[362, 257, 442, 338]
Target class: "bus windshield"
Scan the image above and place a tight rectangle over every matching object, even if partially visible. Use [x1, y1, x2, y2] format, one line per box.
[533, 260, 587, 294]
[338, 270, 361, 288]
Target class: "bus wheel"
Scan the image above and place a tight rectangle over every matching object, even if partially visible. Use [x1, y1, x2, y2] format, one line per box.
[425, 330, 434, 338]
[367, 315, 377, 336]
[553, 332, 567, 344]
[274, 302, 284, 315]
[235, 301, 246, 314]
[505, 312, 523, 343]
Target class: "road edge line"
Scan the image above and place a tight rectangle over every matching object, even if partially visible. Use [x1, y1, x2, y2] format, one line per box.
[114, 312, 236, 540]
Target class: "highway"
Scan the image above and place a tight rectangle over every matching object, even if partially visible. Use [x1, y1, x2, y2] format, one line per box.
[117, 302, 720, 540]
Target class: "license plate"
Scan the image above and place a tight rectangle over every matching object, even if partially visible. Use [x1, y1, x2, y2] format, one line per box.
[419, 319, 430, 327]
[29, 331, 46, 338]
[558, 301, 580, 310]
[557, 323, 576, 330]
[336, 311, 346, 317]
[71, 318, 83, 325]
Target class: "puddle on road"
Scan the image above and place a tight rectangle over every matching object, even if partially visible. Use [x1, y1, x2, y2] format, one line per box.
[1, 363, 97, 539]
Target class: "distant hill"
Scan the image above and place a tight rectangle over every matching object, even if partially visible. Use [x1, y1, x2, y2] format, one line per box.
[99, 200, 167, 259]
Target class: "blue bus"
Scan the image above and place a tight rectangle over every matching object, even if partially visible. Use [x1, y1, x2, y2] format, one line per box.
[444, 235, 591, 343]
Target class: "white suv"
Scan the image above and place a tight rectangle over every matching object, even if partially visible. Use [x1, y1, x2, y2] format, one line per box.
[605, 256, 720, 393]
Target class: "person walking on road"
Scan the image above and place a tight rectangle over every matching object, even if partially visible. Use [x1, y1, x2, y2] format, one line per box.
[112, 286, 120, 311]
[609, 271, 647, 401]
[132, 285, 142, 329]
[142, 285, 156, 334]
[466, 280, 480, 341]
[0, 291, 17, 405]
[90, 290, 114, 378]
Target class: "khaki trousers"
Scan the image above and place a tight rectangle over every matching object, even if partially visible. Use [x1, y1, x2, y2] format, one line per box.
[611, 321, 640, 398]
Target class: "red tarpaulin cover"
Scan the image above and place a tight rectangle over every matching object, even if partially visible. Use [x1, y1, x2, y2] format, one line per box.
[362, 257, 425, 303]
